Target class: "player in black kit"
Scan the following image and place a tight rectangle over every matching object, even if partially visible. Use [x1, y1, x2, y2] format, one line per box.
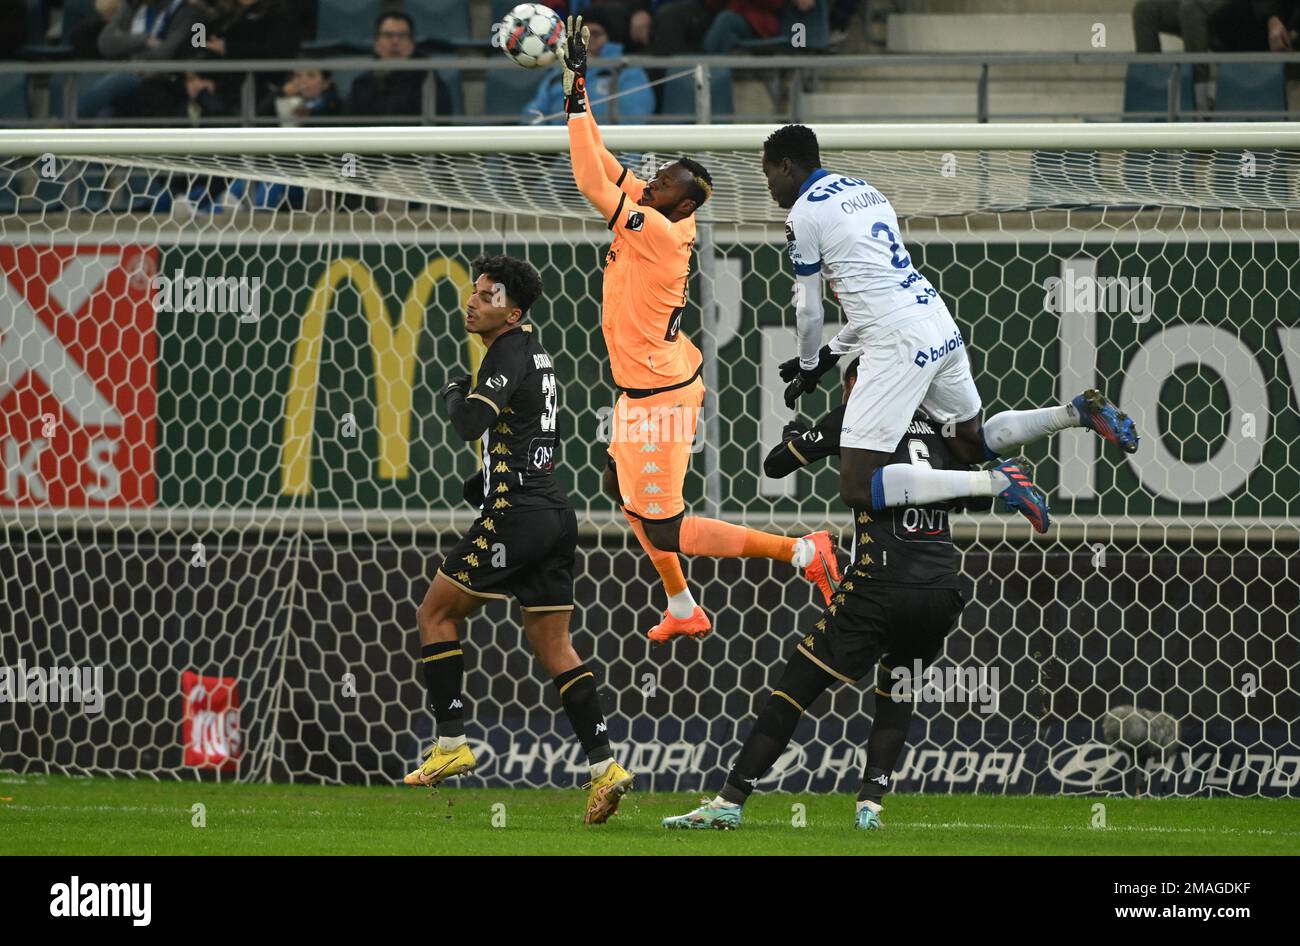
[664, 357, 987, 832]
[404, 255, 633, 825]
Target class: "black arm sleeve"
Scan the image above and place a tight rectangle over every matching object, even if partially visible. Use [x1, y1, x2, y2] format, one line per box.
[443, 388, 497, 441]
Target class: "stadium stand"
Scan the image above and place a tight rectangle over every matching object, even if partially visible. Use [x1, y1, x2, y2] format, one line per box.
[2, 1, 1296, 127]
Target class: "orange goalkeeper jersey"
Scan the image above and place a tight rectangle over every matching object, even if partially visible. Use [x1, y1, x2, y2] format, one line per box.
[568, 110, 702, 391]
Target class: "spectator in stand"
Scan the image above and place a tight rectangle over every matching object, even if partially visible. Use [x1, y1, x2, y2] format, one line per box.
[69, 0, 125, 60]
[80, 0, 208, 118]
[648, 0, 796, 54]
[182, 70, 229, 121]
[348, 11, 452, 123]
[1134, 0, 1299, 112]
[201, 0, 302, 111]
[262, 68, 341, 123]
[1208, 0, 1300, 50]
[522, 8, 654, 123]
[703, 0, 796, 51]
[1132, 1, 1230, 112]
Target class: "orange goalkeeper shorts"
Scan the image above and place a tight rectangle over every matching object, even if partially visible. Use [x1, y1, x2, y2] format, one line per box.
[608, 376, 705, 521]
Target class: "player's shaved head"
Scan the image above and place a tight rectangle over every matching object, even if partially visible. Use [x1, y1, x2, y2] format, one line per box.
[638, 158, 712, 221]
[762, 124, 821, 210]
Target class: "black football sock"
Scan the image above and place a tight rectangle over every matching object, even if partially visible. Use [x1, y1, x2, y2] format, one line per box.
[554, 664, 612, 765]
[858, 670, 915, 805]
[421, 641, 466, 738]
[721, 651, 835, 806]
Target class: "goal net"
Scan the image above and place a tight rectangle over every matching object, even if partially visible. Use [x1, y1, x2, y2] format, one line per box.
[1, 124, 1297, 797]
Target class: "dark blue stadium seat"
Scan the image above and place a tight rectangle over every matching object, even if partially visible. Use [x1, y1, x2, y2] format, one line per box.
[484, 66, 546, 122]
[661, 68, 734, 122]
[1214, 62, 1287, 120]
[406, 0, 475, 48]
[20, 0, 97, 57]
[304, 0, 382, 53]
[0, 71, 30, 120]
[60, 0, 98, 44]
[1123, 63, 1196, 121]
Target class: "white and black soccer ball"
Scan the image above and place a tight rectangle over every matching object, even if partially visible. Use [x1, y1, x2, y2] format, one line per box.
[497, 3, 565, 69]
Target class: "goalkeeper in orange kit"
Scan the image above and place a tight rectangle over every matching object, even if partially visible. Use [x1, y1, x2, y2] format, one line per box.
[559, 16, 839, 644]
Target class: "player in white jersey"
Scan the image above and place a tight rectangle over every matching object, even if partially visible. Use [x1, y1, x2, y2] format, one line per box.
[761, 125, 1140, 533]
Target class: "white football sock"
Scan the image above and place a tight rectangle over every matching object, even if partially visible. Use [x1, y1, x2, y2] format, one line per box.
[856, 799, 883, 814]
[666, 588, 697, 620]
[980, 405, 1075, 456]
[437, 734, 467, 751]
[710, 795, 741, 808]
[875, 465, 1006, 508]
[791, 537, 815, 568]
[590, 758, 614, 778]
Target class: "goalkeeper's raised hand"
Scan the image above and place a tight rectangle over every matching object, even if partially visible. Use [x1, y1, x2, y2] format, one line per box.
[558, 15, 589, 115]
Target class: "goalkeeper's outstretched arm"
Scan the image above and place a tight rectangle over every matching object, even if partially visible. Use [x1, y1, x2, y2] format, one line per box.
[568, 111, 624, 223]
[582, 93, 646, 195]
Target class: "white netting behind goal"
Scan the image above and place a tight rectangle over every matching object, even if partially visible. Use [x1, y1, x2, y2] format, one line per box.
[1, 125, 1297, 797]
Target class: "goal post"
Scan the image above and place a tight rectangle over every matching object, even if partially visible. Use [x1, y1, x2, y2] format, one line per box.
[1, 123, 1297, 796]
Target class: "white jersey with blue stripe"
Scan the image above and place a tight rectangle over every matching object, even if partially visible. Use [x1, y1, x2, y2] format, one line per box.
[785, 168, 945, 338]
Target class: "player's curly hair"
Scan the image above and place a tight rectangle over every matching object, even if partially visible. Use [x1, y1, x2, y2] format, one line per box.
[472, 254, 543, 316]
[676, 157, 713, 209]
[763, 124, 821, 172]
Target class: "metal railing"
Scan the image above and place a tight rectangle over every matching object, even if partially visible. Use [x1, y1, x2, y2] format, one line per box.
[3, 50, 1299, 127]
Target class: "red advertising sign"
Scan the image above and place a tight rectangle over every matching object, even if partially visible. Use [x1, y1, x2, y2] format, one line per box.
[0, 244, 157, 506]
[181, 671, 242, 771]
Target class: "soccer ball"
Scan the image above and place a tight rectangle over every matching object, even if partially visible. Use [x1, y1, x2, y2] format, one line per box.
[498, 3, 565, 69]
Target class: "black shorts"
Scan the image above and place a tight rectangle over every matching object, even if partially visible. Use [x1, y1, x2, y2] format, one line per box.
[437, 505, 577, 612]
[797, 582, 965, 683]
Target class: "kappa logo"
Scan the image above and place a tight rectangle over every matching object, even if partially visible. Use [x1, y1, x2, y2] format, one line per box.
[0, 245, 157, 507]
[449, 698, 463, 709]
[642, 483, 663, 494]
[484, 373, 508, 391]
[641, 462, 662, 473]
[871, 774, 888, 787]
[626, 211, 645, 232]
[595, 722, 607, 735]
[645, 502, 664, 514]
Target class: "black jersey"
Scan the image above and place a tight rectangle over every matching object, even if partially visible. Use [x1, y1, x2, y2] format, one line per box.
[765, 405, 982, 589]
[450, 326, 570, 513]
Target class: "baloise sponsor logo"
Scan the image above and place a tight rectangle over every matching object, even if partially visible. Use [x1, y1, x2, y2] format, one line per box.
[912, 330, 965, 368]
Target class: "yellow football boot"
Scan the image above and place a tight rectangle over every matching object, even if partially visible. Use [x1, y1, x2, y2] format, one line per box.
[583, 761, 633, 825]
[403, 742, 476, 787]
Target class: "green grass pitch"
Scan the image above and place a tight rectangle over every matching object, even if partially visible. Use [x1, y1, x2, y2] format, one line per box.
[3, 773, 1296, 855]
